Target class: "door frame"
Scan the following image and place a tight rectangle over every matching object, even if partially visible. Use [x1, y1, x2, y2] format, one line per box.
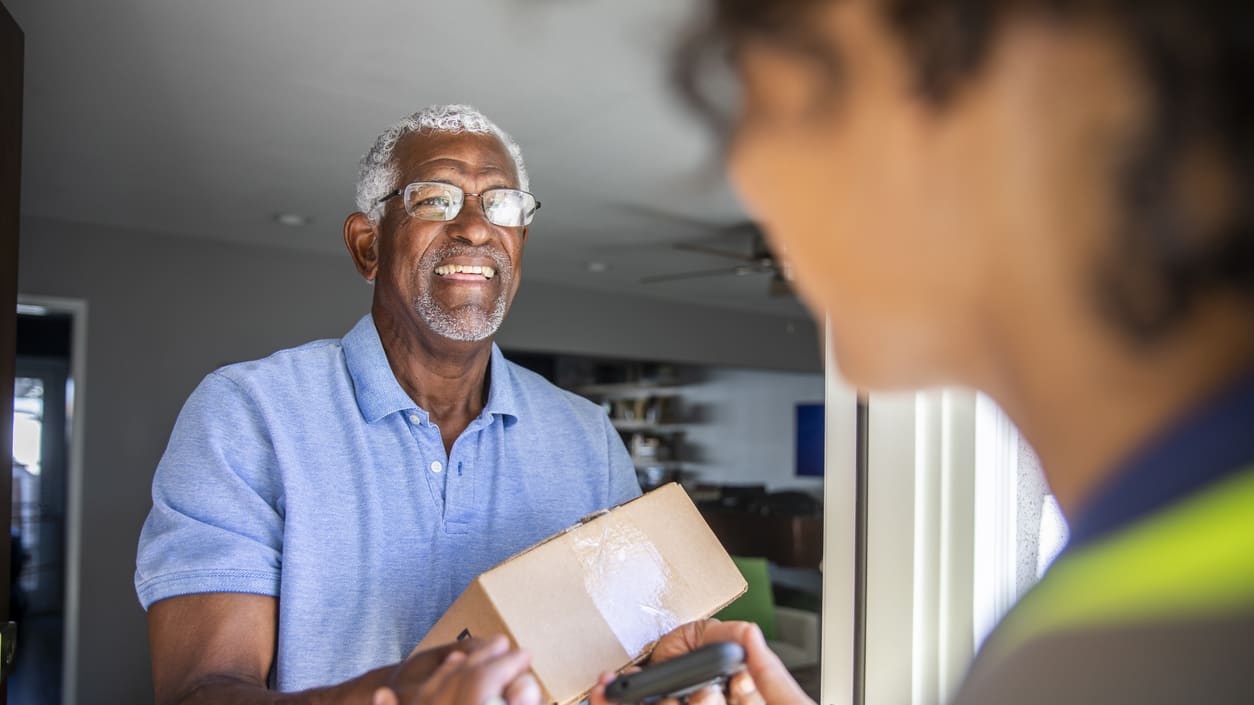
[820, 326, 863, 705]
[16, 295, 86, 705]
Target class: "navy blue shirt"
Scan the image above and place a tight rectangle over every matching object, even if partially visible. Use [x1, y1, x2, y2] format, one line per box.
[1067, 368, 1254, 552]
[136, 314, 641, 691]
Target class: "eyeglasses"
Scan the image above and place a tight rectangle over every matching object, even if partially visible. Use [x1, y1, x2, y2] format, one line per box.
[376, 181, 541, 227]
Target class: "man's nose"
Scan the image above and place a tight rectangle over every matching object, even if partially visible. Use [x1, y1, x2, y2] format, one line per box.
[446, 194, 493, 246]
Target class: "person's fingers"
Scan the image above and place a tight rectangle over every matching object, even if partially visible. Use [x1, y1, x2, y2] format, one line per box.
[416, 650, 469, 701]
[726, 672, 766, 705]
[688, 684, 727, 705]
[737, 624, 811, 705]
[395, 638, 491, 694]
[449, 647, 534, 705]
[648, 621, 813, 705]
[503, 671, 543, 705]
[588, 671, 616, 705]
[462, 634, 511, 667]
[651, 620, 720, 663]
[373, 686, 400, 705]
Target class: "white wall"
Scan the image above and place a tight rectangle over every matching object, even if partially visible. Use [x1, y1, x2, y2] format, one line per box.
[681, 367, 825, 492]
[16, 215, 822, 705]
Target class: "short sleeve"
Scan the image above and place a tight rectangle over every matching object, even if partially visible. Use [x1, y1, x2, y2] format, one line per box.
[134, 371, 285, 610]
[605, 414, 643, 506]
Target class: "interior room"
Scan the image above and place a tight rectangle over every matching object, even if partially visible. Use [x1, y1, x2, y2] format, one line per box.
[2, 2, 1073, 705]
[4, 2, 832, 703]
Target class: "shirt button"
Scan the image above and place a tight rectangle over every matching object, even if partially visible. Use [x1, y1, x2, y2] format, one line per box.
[430, 461, 443, 474]
[408, 413, 421, 424]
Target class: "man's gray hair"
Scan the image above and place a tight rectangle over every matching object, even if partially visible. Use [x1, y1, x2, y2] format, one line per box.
[356, 104, 530, 222]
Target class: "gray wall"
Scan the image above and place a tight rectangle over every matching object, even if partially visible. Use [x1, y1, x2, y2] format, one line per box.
[683, 367, 825, 492]
[17, 215, 820, 705]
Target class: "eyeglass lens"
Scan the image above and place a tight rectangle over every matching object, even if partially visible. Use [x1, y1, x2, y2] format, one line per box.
[403, 182, 536, 227]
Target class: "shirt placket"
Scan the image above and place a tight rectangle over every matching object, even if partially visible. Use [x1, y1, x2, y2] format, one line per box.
[403, 409, 449, 510]
[444, 416, 488, 534]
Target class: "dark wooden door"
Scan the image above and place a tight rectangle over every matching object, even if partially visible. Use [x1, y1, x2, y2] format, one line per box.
[0, 1, 23, 701]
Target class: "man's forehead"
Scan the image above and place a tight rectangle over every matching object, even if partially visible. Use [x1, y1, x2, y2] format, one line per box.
[396, 130, 517, 182]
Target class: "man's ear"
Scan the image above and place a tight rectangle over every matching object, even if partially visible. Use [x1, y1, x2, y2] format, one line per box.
[344, 212, 380, 282]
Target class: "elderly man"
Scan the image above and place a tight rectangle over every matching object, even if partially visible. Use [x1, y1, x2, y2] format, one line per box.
[136, 104, 641, 705]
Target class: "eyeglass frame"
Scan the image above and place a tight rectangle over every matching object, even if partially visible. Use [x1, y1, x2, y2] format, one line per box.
[375, 181, 541, 227]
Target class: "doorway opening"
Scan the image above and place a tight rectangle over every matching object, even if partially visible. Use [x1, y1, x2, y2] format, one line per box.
[10, 297, 86, 705]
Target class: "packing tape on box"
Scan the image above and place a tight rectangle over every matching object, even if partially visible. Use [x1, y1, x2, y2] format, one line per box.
[570, 518, 684, 657]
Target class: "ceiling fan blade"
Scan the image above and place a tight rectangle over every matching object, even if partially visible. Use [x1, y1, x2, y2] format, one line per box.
[640, 265, 755, 284]
[673, 242, 759, 262]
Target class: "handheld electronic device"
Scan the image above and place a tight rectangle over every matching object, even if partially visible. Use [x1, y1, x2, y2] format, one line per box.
[603, 642, 746, 704]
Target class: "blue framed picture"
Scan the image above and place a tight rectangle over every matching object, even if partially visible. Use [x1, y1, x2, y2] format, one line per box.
[796, 402, 824, 477]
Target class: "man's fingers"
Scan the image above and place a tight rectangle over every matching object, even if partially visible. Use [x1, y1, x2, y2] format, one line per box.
[452, 648, 534, 705]
[462, 635, 511, 667]
[373, 687, 401, 705]
[398, 636, 498, 694]
[415, 650, 469, 700]
[503, 671, 543, 705]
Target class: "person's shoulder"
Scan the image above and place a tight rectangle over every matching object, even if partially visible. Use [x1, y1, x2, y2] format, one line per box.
[955, 612, 1254, 705]
[211, 336, 343, 381]
[206, 336, 346, 395]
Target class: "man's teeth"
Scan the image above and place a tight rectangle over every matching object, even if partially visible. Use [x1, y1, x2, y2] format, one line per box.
[434, 264, 496, 279]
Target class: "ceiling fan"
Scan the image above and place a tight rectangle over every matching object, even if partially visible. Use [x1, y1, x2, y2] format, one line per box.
[639, 220, 793, 297]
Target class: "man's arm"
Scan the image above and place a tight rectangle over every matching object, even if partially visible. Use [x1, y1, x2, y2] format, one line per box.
[149, 592, 381, 705]
[148, 593, 538, 705]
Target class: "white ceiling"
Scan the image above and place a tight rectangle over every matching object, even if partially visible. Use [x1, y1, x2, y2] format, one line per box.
[8, 0, 810, 318]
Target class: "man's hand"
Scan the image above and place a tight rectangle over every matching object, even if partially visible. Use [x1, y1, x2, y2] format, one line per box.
[148, 593, 538, 705]
[588, 620, 814, 705]
[373, 635, 541, 705]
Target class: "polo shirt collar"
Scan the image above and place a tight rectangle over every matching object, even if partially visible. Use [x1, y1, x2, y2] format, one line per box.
[1066, 365, 1254, 552]
[482, 344, 521, 422]
[342, 314, 520, 424]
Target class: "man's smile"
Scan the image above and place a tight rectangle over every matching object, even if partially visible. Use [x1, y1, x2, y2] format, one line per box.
[434, 262, 497, 282]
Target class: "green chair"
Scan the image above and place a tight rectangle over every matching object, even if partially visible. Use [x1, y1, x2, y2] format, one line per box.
[716, 556, 778, 640]
[716, 556, 819, 669]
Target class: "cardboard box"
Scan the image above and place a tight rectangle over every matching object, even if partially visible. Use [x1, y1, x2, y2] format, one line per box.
[415, 483, 748, 705]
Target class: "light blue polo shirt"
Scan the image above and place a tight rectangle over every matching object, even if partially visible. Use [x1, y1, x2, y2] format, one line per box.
[135, 314, 641, 691]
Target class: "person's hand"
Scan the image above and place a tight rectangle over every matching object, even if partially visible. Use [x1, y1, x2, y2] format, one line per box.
[589, 620, 814, 705]
[373, 635, 542, 705]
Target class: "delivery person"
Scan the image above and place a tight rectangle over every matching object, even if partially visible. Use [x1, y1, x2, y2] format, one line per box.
[591, 1, 1254, 704]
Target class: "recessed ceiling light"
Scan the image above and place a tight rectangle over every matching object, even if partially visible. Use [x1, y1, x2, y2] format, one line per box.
[586, 261, 610, 273]
[275, 213, 309, 227]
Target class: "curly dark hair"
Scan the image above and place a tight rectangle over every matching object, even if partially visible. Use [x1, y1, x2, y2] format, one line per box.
[674, 1, 1254, 344]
